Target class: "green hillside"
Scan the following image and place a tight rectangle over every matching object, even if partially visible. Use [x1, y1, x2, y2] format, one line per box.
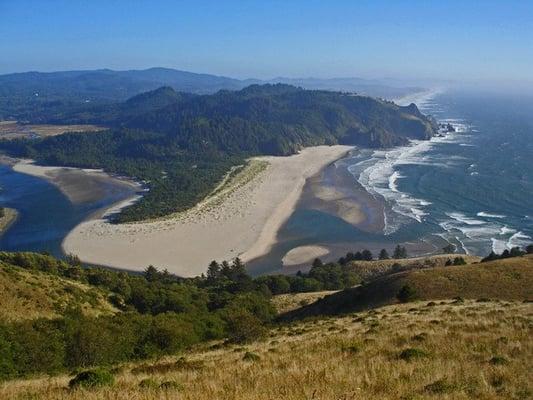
[0, 261, 116, 322]
[0, 84, 437, 222]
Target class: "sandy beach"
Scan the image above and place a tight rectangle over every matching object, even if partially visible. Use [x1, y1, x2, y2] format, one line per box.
[58, 145, 352, 276]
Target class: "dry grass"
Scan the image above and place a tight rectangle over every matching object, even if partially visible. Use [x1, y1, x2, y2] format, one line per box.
[272, 290, 338, 313]
[2, 299, 531, 399]
[0, 263, 117, 322]
[285, 255, 533, 319]
[0, 121, 103, 140]
[347, 254, 481, 281]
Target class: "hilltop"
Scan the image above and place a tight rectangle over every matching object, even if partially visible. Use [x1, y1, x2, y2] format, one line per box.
[282, 255, 533, 320]
[0, 67, 423, 121]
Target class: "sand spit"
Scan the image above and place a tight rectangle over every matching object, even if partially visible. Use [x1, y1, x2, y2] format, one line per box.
[62, 146, 353, 277]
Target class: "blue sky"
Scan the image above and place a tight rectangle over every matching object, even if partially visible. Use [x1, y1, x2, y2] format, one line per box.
[1, 0, 532, 85]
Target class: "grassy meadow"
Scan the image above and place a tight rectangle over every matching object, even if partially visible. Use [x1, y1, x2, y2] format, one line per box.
[1, 299, 530, 399]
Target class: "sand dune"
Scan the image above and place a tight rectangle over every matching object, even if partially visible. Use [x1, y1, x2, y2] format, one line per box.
[61, 146, 352, 276]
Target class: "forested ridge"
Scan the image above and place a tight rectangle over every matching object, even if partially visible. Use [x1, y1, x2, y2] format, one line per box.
[0, 84, 437, 222]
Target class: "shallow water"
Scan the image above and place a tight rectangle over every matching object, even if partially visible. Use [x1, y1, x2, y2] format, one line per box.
[0, 165, 137, 257]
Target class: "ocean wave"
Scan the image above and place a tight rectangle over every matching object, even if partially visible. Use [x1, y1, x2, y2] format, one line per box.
[499, 226, 516, 235]
[349, 90, 479, 236]
[477, 211, 505, 219]
[446, 212, 486, 226]
[388, 171, 403, 192]
[507, 231, 532, 248]
[351, 140, 436, 233]
[491, 238, 508, 254]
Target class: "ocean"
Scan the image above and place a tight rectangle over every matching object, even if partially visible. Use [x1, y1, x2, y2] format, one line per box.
[248, 89, 533, 274]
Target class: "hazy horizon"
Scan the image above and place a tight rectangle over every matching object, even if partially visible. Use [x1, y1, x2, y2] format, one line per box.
[1, 0, 532, 91]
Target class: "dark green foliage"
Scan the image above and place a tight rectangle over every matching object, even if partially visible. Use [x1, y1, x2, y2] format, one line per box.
[224, 302, 270, 344]
[68, 368, 115, 389]
[361, 249, 373, 261]
[0, 85, 436, 222]
[256, 260, 359, 295]
[378, 249, 390, 260]
[397, 284, 418, 303]
[482, 246, 528, 262]
[453, 257, 467, 265]
[0, 251, 276, 379]
[393, 245, 408, 259]
[398, 348, 429, 361]
[0, 207, 4, 218]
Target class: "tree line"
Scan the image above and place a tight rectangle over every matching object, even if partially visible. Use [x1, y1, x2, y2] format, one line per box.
[0, 252, 275, 380]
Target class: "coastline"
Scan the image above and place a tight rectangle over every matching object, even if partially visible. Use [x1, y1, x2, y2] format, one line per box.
[62, 145, 353, 277]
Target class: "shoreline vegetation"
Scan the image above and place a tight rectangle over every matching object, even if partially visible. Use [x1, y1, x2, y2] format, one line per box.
[0, 207, 18, 236]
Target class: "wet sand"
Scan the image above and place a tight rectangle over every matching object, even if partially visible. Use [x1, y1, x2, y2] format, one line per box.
[12, 160, 141, 205]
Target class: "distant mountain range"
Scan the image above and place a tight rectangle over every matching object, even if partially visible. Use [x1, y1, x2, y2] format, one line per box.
[0, 67, 423, 104]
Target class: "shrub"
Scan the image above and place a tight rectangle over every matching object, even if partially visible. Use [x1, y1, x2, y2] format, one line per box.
[453, 257, 467, 265]
[225, 310, 268, 344]
[242, 351, 260, 361]
[139, 378, 159, 389]
[489, 356, 509, 365]
[396, 284, 418, 303]
[424, 379, 457, 394]
[69, 368, 114, 389]
[399, 348, 429, 361]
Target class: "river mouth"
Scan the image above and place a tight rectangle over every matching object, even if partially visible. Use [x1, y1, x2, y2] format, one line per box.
[0, 163, 140, 257]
